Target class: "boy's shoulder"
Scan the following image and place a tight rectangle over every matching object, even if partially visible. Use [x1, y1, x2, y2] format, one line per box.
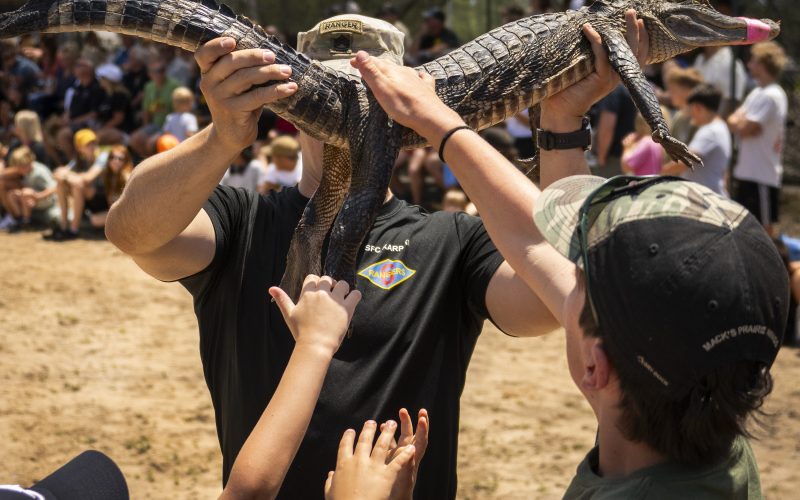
[564, 437, 762, 500]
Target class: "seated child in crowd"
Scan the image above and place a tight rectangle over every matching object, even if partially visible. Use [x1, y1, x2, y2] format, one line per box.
[46, 128, 108, 240]
[621, 111, 666, 176]
[260, 135, 302, 193]
[85, 144, 135, 229]
[0, 146, 57, 231]
[162, 86, 199, 142]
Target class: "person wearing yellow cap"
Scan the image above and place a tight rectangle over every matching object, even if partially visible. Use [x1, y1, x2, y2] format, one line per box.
[45, 128, 108, 241]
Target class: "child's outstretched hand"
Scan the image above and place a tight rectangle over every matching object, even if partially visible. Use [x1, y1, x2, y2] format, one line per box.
[269, 275, 362, 357]
[324, 410, 429, 500]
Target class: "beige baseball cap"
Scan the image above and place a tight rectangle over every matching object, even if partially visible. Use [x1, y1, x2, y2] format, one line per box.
[297, 14, 405, 77]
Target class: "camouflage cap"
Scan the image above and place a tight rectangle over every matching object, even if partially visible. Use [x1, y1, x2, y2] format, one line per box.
[534, 175, 789, 399]
[297, 14, 405, 77]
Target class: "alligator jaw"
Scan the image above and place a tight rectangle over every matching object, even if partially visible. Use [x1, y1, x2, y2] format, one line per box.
[663, 9, 780, 48]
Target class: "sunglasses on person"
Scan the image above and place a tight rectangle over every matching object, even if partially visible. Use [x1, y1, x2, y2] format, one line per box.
[109, 154, 127, 161]
[577, 175, 687, 326]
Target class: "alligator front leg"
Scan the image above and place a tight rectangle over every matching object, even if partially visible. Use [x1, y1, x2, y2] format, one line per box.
[596, 28, 702, 170]
[280, 144, 352, 301]
[324, 101, 403, 288]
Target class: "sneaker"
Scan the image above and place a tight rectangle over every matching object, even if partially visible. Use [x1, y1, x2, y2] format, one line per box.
[43, 227, 78, 241]
[0, 213, 17, 231]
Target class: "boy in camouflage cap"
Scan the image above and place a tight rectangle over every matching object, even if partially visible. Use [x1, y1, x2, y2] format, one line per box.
[352, 8, 787, 495]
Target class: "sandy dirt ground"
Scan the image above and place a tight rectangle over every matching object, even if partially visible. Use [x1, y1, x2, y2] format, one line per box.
[1, 231, 799, 499]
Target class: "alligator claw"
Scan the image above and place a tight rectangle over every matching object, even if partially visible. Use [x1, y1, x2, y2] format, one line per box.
[654, 132, 704, 170]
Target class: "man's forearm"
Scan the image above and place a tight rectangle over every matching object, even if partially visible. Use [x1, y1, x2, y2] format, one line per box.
[105, 125, 240, 255]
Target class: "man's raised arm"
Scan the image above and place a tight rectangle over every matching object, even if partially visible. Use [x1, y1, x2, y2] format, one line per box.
[105, 38, 297, 281]
[353, 11, 648, 324]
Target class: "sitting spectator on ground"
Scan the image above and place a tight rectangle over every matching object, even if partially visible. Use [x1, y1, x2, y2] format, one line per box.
[260, 134, 302, 193]
[220, 147, 264, 193]
[85, 144, 135, 229]
[663, 66, 704, 144]
[0, 146, 56, 232]
[662, 84, 731, 196]
[46, 128, 107, 241]
[7, 109, 53, 168]
[63, 58, 104, 131]
[129, 61, 180, 159]
[0, 38, 42, 95]
[162, 86, 199, 142]
[729, 41, 788, 236]
[47, 125, 75, 167]
[95, 63, 134, 143]
[621, 111, 666, 176]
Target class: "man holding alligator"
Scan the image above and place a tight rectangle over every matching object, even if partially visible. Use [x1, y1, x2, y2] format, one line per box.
[105, 14, 562, 499]
[102, 8, 783, 500]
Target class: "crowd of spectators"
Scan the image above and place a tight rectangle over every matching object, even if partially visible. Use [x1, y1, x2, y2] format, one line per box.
[0, 2, 795, 325]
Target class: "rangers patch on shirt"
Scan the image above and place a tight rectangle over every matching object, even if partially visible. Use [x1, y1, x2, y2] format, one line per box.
[358, 259, 416, 290]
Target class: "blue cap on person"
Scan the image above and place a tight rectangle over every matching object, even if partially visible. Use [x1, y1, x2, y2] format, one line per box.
[0, 450, 128, 500]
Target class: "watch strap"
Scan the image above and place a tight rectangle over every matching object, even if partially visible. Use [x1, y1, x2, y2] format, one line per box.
[537, 117, 591, 151]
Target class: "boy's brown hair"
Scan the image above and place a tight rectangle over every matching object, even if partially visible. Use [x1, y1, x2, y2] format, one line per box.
[665, 67, 704, 89]
[750, 41, 787, 79]
[8, 145, 35, 167]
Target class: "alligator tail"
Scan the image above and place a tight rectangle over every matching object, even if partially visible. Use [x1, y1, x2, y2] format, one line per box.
[0, 1, 50, 39]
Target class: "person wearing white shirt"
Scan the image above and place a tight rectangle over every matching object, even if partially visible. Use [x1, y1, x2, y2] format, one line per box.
[162, 86, 199, 141]
[220, 148, 263, 193]
[259, 135, 302, 194]
[728, 41, 788, 235]
[693, 46, 748, 117]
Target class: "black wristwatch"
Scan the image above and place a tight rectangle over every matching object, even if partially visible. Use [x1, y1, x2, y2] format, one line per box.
[537, 117, 592, 151]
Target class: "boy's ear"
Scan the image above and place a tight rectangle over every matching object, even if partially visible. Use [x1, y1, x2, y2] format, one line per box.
[581, 339, 612, 391]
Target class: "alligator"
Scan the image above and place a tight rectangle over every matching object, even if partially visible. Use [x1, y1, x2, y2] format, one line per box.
[0, 0, 780, 299]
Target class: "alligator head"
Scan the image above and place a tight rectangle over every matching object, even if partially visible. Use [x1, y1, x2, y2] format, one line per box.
[635, 0, 780, 63]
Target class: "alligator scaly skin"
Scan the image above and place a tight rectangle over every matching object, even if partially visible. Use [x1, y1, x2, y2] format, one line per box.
[0, 0, 778, 295]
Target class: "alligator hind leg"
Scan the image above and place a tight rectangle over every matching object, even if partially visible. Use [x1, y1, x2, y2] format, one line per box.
[324, 104, 404, 288]
[280, 144, 352, 301]
[597, 29, 702, 169]
[516, 104, 541, 184]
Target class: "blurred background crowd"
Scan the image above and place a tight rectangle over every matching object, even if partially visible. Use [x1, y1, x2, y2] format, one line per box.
[0, 0, 797, 340]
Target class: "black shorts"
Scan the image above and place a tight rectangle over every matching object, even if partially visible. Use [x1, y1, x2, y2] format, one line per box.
[734, 179, 780, 225]
[85, 190, 110, 214]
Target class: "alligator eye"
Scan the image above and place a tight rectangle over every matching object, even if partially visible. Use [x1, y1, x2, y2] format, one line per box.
[707, 300, 719, 311]
[649, 243, 659, 255]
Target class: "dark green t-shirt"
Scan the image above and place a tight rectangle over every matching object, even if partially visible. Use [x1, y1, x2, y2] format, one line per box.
[563, 436, 762, 499]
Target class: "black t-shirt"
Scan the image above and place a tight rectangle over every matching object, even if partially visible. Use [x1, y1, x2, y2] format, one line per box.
[68, 79, 106, 121]
[418, 28, 461, 64]
[181, 186, 504, 499]
[97, 88, 135, 132]
[597, 84, 637, 158]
